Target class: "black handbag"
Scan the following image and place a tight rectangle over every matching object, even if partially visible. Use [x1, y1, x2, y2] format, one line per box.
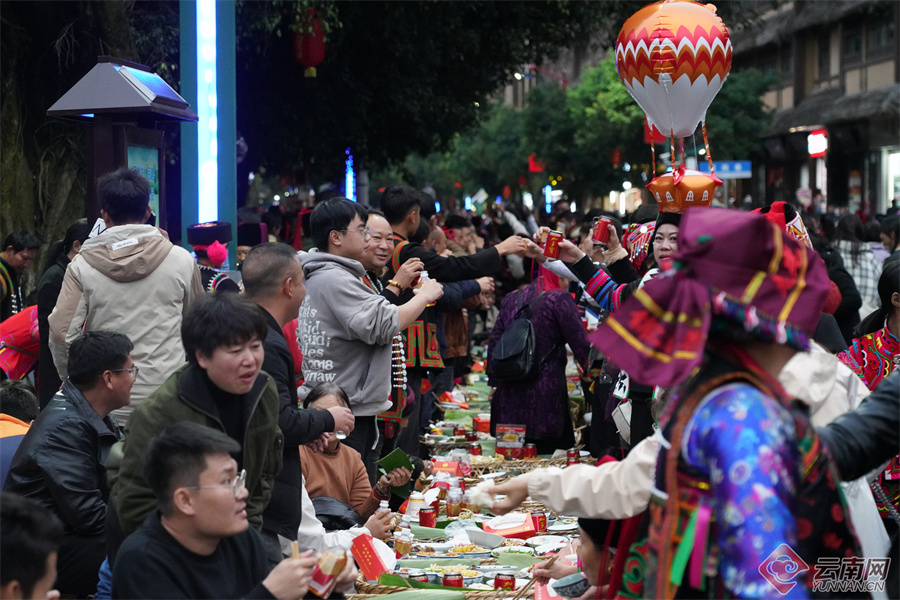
[490, 292, 560, 383]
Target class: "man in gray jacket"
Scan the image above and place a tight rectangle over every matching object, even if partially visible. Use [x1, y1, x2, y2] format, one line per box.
[297, 198, 442, 480]
[49, 168, 203, 425]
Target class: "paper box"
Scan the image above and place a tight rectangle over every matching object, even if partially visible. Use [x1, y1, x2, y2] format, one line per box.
[351, 535, 393, 582]
[482, 513, 537, 540]
[472, 417, 490, 433]
[432, 461, 463, 476]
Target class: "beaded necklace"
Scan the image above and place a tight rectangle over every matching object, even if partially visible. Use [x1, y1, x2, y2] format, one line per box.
[363, 272, 408, 389]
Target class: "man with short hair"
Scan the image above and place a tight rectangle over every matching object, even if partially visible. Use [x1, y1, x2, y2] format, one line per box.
[5, 331, 133, 597]
[49, 168, 203, 424]
[241, 242, 355, 562]
[112, 422, 319, 599]
[379, 187, 519, 455]
[297, 198, 442, 480]
[113, 294, 282, 542]
[0, 380, 39, 486]
[0, 231, 41, 322]
[0, 492, 64, 600]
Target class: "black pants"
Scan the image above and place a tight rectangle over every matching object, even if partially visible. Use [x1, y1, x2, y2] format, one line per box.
[342, 416, 381, 485]
[56, 533, 106, 598]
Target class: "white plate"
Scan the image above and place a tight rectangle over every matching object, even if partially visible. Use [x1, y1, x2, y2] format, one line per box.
[490, 546, 535, 557]
[535, 541, 567, 555]
[547, 522, 579, 532]
[526, 535, 567, 548]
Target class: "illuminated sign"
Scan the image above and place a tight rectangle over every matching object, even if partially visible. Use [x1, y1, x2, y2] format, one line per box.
[807, 129, 828, 158]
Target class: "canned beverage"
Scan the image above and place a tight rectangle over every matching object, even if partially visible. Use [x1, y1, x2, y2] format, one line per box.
[531, 512, 547, 533]
[524, 443, 537, 459]
[468, 442, 482, 456]
[540, 229, 549, 246]
[418, 505, 436, 527]
[453, 426, 466, 437]
[443, 573, 464, 588]
[566, 449, 579, 466]
[410, 574, 430, 583]
[543, 230, 564, 259]
[464, 431, 478, 442]
[457, 477, 466, 493]
[494, 573, 516, 590]
[592, 217, 612, 244]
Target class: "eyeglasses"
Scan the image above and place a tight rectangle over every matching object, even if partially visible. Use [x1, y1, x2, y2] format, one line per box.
[185, 469, 247, 498]
[111, 366, 140, 378]
[339, 227, 371, 239]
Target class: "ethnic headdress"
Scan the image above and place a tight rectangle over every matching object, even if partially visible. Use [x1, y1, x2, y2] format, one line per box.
[589, 208, 829, 387]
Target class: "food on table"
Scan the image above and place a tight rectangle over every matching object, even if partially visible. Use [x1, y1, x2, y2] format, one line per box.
[500, 538, 526, 547]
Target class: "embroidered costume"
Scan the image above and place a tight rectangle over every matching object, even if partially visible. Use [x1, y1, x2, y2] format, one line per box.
[590, 208, 863, 599]
[838, 325, 900, 518]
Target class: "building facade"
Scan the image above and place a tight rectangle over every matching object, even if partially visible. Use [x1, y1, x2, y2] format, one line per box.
[732, 0, 900, 214]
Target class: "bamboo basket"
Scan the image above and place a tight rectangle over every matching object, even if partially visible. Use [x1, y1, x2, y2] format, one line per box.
[469, 456, 593, 477]
[354, 573, 532, 598]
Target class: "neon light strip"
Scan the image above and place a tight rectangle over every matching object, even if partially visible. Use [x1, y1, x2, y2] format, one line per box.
[197, 0, 218, 221]
[345, 148, 356, 201]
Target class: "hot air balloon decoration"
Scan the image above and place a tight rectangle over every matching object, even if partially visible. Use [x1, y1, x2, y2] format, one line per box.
[615, 0, 732, 212]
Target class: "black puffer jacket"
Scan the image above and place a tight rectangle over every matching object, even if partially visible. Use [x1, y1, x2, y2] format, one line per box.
[4, 379, 124, 536]
[259, 309, 335, 540]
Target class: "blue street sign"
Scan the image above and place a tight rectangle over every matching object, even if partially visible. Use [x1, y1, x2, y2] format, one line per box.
[699, 160, 752, 179]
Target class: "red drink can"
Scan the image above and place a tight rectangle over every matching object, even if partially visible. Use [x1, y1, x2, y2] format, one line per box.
[464, 431, 478, 442]
[531, 512, 547, 533]
[468, 442, 482, 456]
[566, 449, 579, 466]
[418, 506, 436, 527]
[524, 443, 537, 459]
[592, 217, 612, 244]
[411, 574, 430, 583]
[443, 573, 463, 588]
[453, 426, 466, 437]
[457, 477, 466, 493]
[543, 230, 563, 259]
[494, 573, 516, 590]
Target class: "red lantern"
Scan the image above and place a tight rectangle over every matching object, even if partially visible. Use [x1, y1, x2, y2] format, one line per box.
[294, 9, 325, 78]
[612, 148, 623, 168]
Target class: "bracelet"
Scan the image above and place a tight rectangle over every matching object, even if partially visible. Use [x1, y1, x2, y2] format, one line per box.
[387, 279, 403, 290]
[374, 483, 390, 499]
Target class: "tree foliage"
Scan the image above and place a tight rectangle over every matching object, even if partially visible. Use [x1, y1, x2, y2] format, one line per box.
[234, 1, 647, 181]
[375, 57, 776, 208]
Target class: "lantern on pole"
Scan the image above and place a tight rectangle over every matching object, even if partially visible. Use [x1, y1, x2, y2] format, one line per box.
[294, 9, 325, 77]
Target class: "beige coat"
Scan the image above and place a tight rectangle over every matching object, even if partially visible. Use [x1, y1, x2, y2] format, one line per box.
[49, 224, 202, 424]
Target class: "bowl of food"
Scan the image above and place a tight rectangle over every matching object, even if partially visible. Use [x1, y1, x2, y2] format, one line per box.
[490, 546, 534, 558]
[551, 573, 591, 598]
[465, 528, 506, 549]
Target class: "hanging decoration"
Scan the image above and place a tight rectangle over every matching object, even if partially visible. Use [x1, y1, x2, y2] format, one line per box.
[615, 0, 732, 212]
[294, 9, 325, 77]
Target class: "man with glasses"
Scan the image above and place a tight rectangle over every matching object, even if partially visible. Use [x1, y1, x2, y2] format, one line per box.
[112, 422, 321, 599]
[5, 331, 133, 597]
[298, 198, 442, 481]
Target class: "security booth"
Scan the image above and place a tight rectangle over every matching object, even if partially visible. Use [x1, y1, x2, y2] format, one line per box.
[47, 56, 198, 230]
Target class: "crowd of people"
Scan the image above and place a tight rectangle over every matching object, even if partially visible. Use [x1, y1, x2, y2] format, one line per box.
[0, 166, 898, 600]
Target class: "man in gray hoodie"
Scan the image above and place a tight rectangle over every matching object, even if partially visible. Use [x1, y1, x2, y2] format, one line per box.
[49, 168, 203, 425]
[297, 198, 442, 480]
